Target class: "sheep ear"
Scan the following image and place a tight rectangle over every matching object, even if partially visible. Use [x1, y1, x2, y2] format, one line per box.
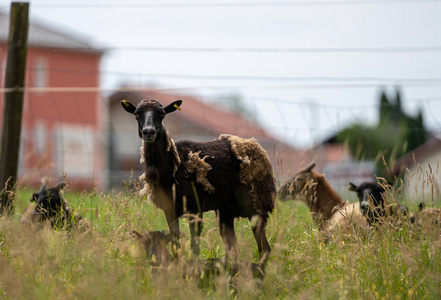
[348, 182, 357, 191]
[304, 162, 316, 172]
[164, 233, 173, 244]
[164, 100, 183, 114]
[131, 230, 144, 240]
[31, 193, 38, 202]
[57, 182, 66, 190]
[121, 100, 136, 114]
[378, 182, 391, 192]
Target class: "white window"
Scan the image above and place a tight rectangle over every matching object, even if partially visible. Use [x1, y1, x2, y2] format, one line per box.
[33, 58, 47, 89]
[34, 121, 46, 155]
[55, 125, 95, 178]
[17, 128, 28, 177]
[1, 56, 6, 87]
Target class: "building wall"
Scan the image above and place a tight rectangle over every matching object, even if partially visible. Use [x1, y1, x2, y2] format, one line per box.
[0, 43, 104, 189]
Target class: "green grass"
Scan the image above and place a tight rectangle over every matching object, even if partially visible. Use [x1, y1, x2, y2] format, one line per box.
[0, 185, 440, 299]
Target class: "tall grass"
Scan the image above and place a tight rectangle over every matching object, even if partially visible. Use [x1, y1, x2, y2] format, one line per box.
[1, 179, 440, 299]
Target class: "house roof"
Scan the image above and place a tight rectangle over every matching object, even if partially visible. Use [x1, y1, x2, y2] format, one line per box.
[323, 144, 351, 163]
[393, 136, 441, 175]
[109, 89, 278, 142]
[0, 12, 103, 53]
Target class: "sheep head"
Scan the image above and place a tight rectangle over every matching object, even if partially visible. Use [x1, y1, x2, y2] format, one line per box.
[30, 181, 67, 223]
[348, 181, 390, 221]
[279, 162, 317, 201]
[121, 99, 182, 143]
[132, 230, 173, 264]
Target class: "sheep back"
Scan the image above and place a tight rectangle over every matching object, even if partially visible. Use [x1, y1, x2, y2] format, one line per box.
[184, 151, 215, 193]
[139, 133, 275, 219]
[323, 201, 369, 238]
[413, 205, 441, 228]
[219, 134, 276, 219]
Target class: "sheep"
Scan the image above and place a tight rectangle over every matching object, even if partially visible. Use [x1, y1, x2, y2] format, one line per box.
[348, 181, 409, 225]
[21, 181, 82, 230]
[278, 162, 369, 238]
[410, 202, 441, 229]
[131, 230, 173, 267]
[131, 230, 265, 280]
[122, 99, 276, 266]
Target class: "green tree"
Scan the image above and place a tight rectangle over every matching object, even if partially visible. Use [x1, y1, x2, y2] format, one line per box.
[379, 91, 392, 125]
[337, 88, 426, 178]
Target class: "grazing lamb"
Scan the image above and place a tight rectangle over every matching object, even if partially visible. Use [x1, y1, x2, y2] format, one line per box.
[278, 162, 369, 238]
[21, 181, 82, 229]
[348, 181, 409, 225]
[131, 230, 265, 280]
[122, 99, 276, 266]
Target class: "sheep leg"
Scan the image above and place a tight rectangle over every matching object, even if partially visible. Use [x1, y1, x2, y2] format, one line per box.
[165, 212, 180, 258]
[189, 212, 203, 257]
[250, 216, 271, 267]
[219, 215, 238, 262]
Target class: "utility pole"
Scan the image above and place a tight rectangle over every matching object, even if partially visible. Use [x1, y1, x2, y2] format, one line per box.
[0, 2, 29, 215]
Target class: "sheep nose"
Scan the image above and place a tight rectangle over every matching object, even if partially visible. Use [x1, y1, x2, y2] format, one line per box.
[142, 128, 155, 136]
[360, 200, 369, 210]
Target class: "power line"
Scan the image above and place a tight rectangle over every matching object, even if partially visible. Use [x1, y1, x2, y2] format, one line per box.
[119, 46, 441, 53]
[2, 81, 441, 93]
[28, 0, 441, 8]
[35, 45, 441, 53]
[250, 96, 441, 108]
[5, 84, 440, 113]
[109, 73, 441, 84]
[8, 66, 441, 84]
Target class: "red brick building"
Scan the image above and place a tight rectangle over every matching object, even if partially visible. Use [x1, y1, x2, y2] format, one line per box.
[0, 12, 105, 189]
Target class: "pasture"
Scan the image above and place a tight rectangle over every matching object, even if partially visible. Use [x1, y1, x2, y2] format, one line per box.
[0, 179, 440, 299]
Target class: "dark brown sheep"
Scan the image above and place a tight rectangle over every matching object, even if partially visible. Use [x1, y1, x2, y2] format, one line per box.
[122, 99, 276, 266]
[279, 162, 369, 238]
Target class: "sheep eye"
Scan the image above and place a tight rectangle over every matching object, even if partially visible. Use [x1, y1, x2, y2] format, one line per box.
[135, 114, 140, 120]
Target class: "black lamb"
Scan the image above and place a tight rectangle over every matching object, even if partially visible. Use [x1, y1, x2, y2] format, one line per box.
[349, 181, 408, 225]
[21, 181, 82, 229]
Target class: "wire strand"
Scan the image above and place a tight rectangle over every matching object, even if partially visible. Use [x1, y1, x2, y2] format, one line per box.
[25, 0, 441, 8]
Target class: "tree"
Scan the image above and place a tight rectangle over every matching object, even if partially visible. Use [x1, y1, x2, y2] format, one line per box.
[379, 91, 392, 125]
[337, 87, 427, 178]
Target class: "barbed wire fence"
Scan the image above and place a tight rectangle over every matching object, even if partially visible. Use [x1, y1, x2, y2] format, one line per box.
[0, 0, 440, 194]
[0, 83, 439, 192]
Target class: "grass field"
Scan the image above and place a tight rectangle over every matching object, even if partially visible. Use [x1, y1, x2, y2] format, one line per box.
[0, 182, 440, 299]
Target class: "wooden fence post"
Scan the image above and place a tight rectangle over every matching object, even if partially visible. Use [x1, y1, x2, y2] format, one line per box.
[0, 2, 29, 215]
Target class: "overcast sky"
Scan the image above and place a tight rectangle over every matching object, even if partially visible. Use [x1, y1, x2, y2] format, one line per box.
[1, 0, 441, 148]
